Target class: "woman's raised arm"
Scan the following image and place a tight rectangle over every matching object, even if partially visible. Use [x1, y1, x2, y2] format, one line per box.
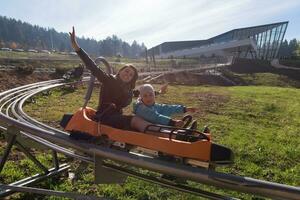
[69, 26, 80, 52]
[69, 27, 109, 83]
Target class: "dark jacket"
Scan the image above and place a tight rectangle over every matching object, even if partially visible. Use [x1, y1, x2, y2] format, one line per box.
[76, 48, 132, 113]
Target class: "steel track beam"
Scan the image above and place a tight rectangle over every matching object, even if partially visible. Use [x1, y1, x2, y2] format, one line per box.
[0, 164, 69, 197]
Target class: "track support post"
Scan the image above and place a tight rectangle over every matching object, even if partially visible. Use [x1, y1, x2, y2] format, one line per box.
[94, 154, 127, 184]
[52, 150, 59, 170]
[0, 126, 18, 173]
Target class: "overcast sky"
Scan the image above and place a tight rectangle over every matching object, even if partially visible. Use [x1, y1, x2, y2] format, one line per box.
[1, 0, 299, 47]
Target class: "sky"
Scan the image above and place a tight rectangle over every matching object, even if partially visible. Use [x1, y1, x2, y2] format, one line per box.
[0, 0, 299, 48]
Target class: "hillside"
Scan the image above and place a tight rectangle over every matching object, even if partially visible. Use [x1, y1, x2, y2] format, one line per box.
[147, 58, 300, 88]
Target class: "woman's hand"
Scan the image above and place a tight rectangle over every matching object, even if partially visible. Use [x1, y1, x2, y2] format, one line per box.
[159, 83, 168, 94]
[69, 26, 80, 51]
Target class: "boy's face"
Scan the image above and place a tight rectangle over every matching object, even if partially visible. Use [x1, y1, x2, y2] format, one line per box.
[141, 91, 155, 106]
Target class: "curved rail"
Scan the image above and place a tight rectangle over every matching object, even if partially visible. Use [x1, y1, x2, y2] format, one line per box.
[0, 79, 92, 163]
[0, 79, 299, 200]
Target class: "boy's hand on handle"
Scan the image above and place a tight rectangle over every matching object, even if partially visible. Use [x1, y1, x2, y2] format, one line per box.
[186, 107, 197, 113]
[174, 119, 184, 127]
[69, 26, 80, 51]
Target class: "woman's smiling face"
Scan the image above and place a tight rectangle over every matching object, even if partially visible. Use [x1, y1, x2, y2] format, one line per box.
[119, 66, 135, 83]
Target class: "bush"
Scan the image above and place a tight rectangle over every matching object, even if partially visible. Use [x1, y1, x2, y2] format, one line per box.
[15, 65, 34, 75]
[55, 67, 69, 76]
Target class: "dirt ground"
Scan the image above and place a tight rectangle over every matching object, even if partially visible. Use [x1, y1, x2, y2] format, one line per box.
[149, 71, 234, 86]
[0, 71, 53, 92]
[190, 92, 230, 116]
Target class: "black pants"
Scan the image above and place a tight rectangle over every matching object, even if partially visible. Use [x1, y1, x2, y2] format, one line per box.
[95, 110, 133, 130]
[70, 111, 133, 141]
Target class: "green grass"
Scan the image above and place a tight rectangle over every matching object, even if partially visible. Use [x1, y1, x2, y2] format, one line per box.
[9, 84, 297, 199]
[235, 73, 300, 87]
[0, 51, 201, 72]
[0, 50, 82, 60]
[280, 59, 300, 68]
[0, 57, 81, 71]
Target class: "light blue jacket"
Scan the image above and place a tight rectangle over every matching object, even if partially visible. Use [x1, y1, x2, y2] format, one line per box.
[133, 99, 186, 125]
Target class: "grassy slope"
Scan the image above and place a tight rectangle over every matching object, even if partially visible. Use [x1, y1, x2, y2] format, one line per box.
[162, 85, 300, 183]
[2, 84, 295, 200]
[280, 59, 300, 68]
[236, 73, 300, 88]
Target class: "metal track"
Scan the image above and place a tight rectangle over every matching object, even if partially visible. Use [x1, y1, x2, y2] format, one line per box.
[0, 78, 299, 200]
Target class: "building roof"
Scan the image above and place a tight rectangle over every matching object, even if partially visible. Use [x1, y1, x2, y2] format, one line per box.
[149, 21, 288, 59]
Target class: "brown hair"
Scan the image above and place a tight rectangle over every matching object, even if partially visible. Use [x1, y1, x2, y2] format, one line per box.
[116, 64, 138, 89]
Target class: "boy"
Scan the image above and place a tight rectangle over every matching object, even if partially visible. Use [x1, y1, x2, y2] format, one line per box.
[133, 84, 197, 128]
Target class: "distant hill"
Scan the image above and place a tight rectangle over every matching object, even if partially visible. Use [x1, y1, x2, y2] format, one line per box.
[0, 15, 146, 58]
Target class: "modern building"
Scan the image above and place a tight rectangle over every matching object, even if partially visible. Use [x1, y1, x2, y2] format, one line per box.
[149, 21, 288, 60]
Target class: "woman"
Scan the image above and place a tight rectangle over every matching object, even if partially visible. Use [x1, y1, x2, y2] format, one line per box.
[69, 27, 164, 131]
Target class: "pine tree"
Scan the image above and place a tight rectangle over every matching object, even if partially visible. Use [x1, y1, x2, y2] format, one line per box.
[0, 15, 147, 58]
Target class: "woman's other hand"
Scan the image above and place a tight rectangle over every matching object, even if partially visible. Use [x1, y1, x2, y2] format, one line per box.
[186, 107, 197, 113]
[174, 119, 184, 127]
[69, 26, 80, 51]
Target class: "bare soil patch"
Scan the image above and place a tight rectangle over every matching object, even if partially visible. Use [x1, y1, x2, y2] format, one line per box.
[151, 71, 234, 86]
[189, 92, 230, 117]
[0, 71, 52, 92]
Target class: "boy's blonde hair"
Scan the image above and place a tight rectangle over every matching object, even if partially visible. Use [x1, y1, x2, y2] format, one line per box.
[139, 84, 155, 97]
